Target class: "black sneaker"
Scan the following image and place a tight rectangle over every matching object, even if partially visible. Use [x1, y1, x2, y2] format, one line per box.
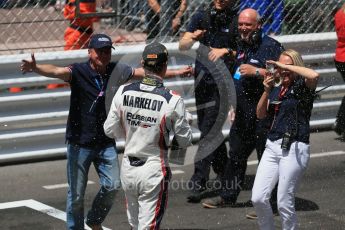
[271, 203, 279, 215]
[201, 196, 235, 209]
[334, 120, 343, 136]
[187, 189, 204, 203]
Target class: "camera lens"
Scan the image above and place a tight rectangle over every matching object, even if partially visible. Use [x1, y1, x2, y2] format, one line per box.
[274, 76, 283, 87]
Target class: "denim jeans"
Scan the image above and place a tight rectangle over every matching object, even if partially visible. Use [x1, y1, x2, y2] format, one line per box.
[66, 142, 121, 230]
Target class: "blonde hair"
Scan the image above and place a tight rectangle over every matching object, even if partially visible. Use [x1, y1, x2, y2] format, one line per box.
[281, 49, 305, 67]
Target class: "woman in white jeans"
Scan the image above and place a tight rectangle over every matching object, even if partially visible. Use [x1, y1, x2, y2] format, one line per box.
[251, 49, 319, 230]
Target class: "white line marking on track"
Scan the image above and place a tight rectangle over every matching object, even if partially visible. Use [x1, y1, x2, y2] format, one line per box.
[43, 180, 95, 190]
[247, 150, 345, 166]
[0, 199, 111, 230]
[171, 170, 184, 175]
[309, 150, 345, 158]
[247, 160, 259, 166]
[168, 150, 345, 174]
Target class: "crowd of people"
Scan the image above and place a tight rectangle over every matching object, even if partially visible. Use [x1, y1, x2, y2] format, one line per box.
[21, 35, 192, 230]
[195, 6, 284, 213]
[18, 0, 345, 230]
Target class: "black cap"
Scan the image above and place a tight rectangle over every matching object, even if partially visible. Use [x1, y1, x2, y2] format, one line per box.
[142, 42, 168, 68]
[88, 34, 114, 49]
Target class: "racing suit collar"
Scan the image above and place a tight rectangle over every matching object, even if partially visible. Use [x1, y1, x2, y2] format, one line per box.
[141, 74, 164, 87]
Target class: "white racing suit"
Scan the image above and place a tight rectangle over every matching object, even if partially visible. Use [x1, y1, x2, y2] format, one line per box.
[104, 76, 192, 230]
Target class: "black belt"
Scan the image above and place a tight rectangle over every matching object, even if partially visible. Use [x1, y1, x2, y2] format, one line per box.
[69, 24, 93, 34]
[128, 156, 146, 167]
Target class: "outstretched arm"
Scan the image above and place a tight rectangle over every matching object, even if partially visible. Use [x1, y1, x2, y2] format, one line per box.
[179, 30, 206, 50]
[21, 53, 71, 82]
[165, 65, 193, 78]
[132, 65, 193, 80]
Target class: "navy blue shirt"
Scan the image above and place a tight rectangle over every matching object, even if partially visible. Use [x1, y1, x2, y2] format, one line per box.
[267, 78, 316, 144]
[233, 34, 284, 129]
[66, 61, 133, 147]
[187, 5, 238, 79]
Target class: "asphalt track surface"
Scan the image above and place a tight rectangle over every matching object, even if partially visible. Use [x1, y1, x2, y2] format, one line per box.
[0, 131, 344, 230]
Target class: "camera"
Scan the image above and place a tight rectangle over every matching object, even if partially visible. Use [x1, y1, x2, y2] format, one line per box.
[266, 62, 282, 87]
[281, 132, 292, 151]
[266, 62, 275, 74]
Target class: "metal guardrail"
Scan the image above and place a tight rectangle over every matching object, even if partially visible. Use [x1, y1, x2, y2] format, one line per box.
[0, 32, 343, 164]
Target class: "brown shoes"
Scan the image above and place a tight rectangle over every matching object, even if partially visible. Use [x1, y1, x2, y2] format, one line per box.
[245, 211, 258, 219]
[246, 210, 279, 220]
[201, 196, 235, 209]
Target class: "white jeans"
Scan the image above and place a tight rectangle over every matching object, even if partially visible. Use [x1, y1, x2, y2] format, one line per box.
[251, 139, 310, 230]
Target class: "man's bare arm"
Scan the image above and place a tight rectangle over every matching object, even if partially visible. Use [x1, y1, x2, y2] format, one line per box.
[21, 53, 71, 82]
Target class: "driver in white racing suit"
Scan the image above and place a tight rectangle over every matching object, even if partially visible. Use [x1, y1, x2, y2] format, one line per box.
[104, 42, 192, 230]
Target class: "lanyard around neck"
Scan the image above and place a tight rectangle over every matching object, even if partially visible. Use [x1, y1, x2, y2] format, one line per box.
[270, 86, 289, 130]
[94, 74, 105, 91]
[274, 86, 288, 113]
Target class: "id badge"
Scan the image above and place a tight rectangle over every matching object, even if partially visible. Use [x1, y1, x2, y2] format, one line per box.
[233, 67, 241, 80]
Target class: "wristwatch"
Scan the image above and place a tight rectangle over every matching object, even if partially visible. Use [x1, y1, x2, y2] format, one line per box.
[255, 68, 260, 77]
[226, 48, 233, 55]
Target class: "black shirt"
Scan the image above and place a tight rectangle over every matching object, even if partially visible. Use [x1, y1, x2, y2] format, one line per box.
[187, 5, 238, 78]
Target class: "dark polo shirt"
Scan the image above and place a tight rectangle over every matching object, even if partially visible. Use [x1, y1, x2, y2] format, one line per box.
[66, 61, 133, 147]
[231, 34, 284, 135]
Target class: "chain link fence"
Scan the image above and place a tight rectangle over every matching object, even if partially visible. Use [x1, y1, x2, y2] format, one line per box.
[0, 0, 341, 55]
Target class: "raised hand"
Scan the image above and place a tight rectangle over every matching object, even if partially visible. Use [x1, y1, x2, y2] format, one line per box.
[21, 53, 36, 74]
[263, 74, 274, 93]
[191, 29, 206, 41]
[266, 60, 285, 70]
[239, 64, 256, 76]
[178, 65, 194, 78]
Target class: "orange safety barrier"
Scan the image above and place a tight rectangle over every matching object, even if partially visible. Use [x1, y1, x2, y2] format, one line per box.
[46, 83, 68, 89]
[9, 87, 23, 93]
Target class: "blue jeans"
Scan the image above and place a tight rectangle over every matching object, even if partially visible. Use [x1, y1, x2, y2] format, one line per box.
[66, 142, 121, 230]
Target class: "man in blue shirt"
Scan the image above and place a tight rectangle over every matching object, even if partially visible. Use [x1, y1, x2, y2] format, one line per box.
[21, 33, 192, 230]
[201, 8, 284, 209]
[179, 0, 238, 202]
